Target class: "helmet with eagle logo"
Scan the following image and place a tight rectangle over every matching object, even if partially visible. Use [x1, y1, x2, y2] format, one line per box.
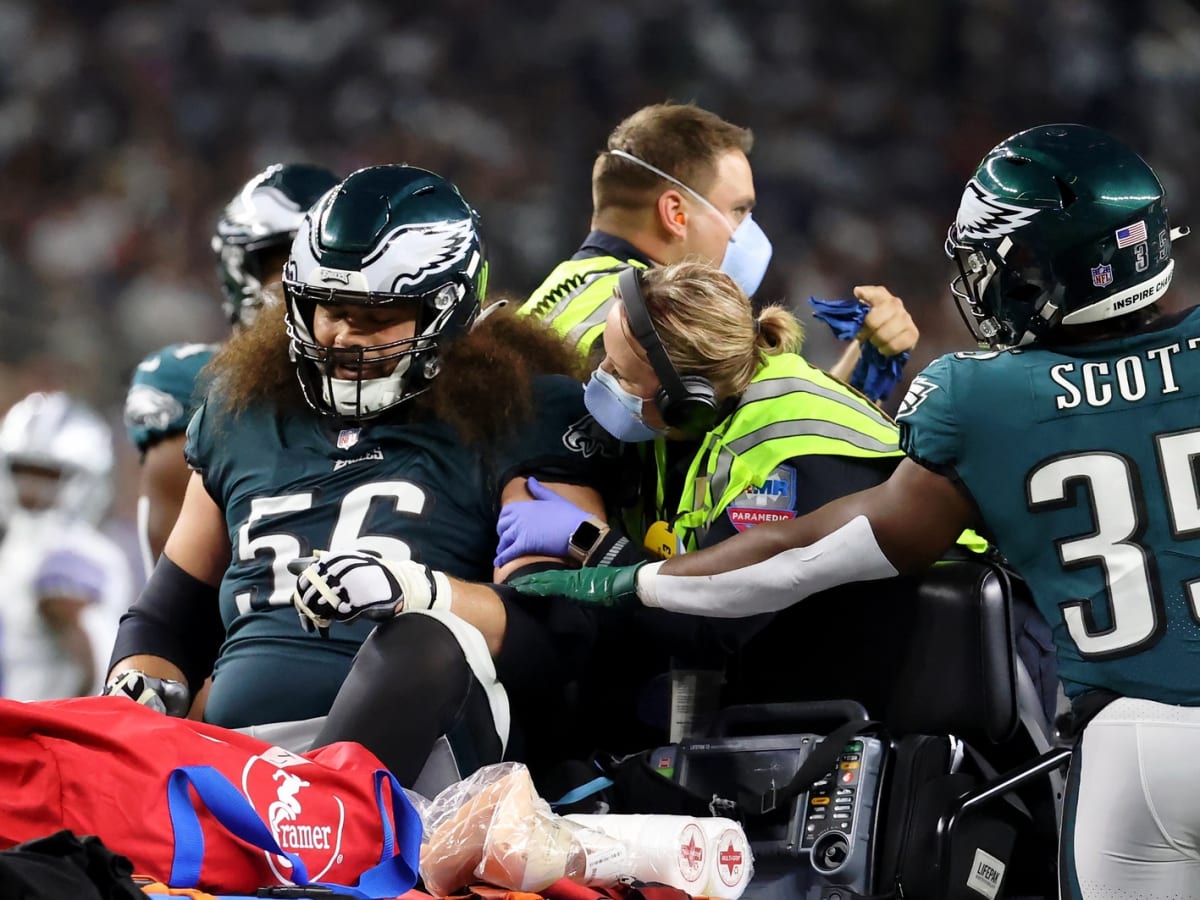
[283, 165, 489, 419]
[213, 163, 340, 328]
[945, 124, 1182, 349]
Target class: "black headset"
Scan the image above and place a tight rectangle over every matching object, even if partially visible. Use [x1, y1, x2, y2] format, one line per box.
[617, 266, 721, 434]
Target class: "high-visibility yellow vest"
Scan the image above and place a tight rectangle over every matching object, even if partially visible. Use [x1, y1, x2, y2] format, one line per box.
[516, 255, 648, 357]
[661, 353, 904, 551]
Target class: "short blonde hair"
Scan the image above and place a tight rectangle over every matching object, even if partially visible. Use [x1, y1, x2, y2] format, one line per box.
[593, 104, 753, 214]
[632, 261, 803, 402]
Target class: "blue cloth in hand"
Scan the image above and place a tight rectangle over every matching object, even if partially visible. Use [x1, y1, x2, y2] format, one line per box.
[808, 296, 910, 402]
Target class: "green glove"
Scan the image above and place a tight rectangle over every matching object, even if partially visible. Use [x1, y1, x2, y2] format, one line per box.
[507, 563, 645, 607]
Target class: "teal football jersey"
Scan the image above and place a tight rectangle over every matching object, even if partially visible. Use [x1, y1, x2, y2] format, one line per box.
[898, 307, 1200, 703]
[185, 374, 603, 728]
[124, 343, 220, 453]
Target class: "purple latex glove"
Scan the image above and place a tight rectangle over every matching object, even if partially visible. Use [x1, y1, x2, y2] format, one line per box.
[494, 476, 593, 568]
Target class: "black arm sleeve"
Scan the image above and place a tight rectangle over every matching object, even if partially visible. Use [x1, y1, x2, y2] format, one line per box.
[491, 567, 603, 698]
[107, 555, 225, 696]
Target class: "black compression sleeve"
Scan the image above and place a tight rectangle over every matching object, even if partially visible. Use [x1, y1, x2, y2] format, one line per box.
[108, 555, 225, 696]
[490, 579, 600, 695]
[313, 614, 504, 785]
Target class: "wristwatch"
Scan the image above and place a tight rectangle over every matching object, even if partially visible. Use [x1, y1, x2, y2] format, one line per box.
[568, 518, 610, 565]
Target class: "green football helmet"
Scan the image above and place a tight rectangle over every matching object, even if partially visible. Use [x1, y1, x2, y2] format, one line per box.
[945, 124, 1183, 349]
[283, 165, 488, 419]
[212, 163, 340, 327]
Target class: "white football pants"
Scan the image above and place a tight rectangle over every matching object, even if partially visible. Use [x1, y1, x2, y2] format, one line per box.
[1062, 697, 1200, 898]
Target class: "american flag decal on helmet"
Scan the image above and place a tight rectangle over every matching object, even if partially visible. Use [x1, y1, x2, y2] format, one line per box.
[1115, 220, 1148, 249]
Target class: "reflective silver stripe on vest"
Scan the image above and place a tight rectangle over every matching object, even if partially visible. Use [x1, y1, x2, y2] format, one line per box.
[740, 377, 895, 432]
[539, 265, 627, 325]
[566, 292, 621, 347]
[704, 385, 899, 529]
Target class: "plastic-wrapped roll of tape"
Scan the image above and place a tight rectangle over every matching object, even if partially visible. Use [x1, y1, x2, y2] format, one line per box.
[567, 814, 754, 899]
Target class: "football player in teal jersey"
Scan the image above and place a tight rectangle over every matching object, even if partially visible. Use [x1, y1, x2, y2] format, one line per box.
[507, 124, 1200, 897]
[107, 164, 610, 785]
[122, 164, 339, 579]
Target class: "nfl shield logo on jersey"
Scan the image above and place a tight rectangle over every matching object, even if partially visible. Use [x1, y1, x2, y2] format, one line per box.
[1090, 263, 1113, 288]
[336, 428, 360, 450]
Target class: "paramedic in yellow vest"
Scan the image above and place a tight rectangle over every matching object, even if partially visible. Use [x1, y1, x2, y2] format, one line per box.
[501, 261, 909, 577]
[498, 261, 928, 741]
[516, 103, 898, 382]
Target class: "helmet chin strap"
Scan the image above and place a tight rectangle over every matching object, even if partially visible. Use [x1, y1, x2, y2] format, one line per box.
[321, 355, 413, 418]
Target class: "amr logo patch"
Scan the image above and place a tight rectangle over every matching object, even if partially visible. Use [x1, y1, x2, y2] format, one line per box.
[896, 375, 939, 419]
[954, 179, 1039, 241]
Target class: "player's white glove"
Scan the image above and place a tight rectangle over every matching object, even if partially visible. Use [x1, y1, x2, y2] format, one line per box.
[102, 670, 191, 718]
[288, 550, 452, 638]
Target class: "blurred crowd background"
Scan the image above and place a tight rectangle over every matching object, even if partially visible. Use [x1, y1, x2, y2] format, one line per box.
[2, 0, 1199, 569]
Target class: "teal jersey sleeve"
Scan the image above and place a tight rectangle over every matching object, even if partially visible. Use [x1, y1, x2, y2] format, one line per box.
[895, 354, 963, 474]
[124, 342, 219, 453]
[182, 397, 223, 505]
[890, 315, 1200, 705]
[491, 374, 619, 490]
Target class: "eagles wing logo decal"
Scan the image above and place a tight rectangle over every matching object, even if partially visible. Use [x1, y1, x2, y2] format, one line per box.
[954, 179, 1039, 241]
[896, 375, 939, 419]
[124, 385, 184, 431]
[364, 219, 476, 291]
[562, 414, 618, 459]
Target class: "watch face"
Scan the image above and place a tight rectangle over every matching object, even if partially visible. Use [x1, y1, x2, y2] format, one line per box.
[571, 520, 603, 549]
[570, 520, 605, 561]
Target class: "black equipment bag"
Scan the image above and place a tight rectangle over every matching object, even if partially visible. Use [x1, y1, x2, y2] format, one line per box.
[544, 702, 1028, 900]
[875, 734, 1024, 900]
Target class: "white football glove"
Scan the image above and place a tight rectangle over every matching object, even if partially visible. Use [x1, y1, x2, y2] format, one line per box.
[102, 670, 191, 718]
[289, 550, 452, 638]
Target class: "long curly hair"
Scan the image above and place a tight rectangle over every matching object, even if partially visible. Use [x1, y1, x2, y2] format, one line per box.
[203, 297, 586, 445]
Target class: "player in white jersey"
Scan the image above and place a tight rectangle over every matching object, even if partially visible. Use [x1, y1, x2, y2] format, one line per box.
[0, 392, 132, 699]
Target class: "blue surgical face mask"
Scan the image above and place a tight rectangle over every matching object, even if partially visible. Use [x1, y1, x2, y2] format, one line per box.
[584, 366, 666, 443]
[716, 213, 772, 298]
[607, 149, 773, 296]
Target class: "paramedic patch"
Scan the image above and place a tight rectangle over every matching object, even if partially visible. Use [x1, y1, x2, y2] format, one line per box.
[726, 464, 798, 532]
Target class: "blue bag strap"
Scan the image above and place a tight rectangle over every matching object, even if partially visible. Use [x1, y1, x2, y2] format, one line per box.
[549, 775, 613, 809]
[167, 765, 421, 899]
[354, 770, 422, 898]
[167, 766, 310, 888]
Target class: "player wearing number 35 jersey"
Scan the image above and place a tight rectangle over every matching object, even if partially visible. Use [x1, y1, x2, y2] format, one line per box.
[903, 324, 1200, 704]
[108, 165, 610, 787]
[506, 125, 1200, 898]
